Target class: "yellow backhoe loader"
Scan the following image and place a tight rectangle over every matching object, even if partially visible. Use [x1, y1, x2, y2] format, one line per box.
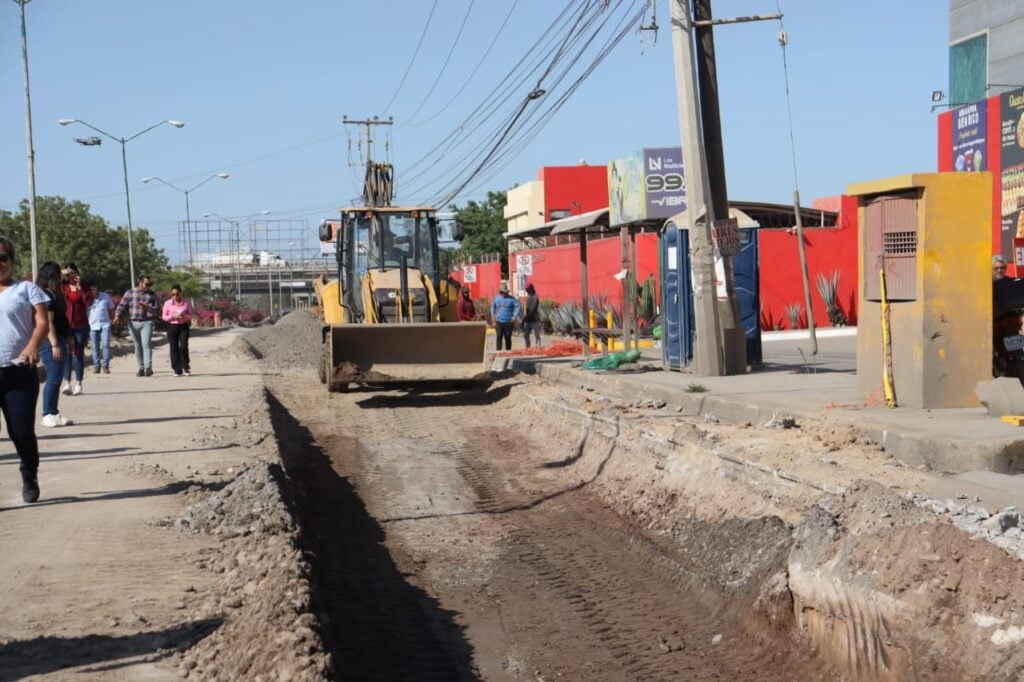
[314, 205, 489, 392]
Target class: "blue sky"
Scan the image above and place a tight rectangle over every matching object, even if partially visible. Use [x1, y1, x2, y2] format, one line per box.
[1, 1, 948, 264]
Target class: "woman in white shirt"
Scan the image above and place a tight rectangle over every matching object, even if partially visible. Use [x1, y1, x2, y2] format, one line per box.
[0, 236, 50, 503]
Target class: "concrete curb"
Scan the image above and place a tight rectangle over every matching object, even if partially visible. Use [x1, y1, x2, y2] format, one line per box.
[509, 359, 1024, 474]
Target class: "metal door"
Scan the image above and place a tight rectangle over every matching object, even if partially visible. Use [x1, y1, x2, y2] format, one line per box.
[732, 228, 763, 368]
[660, 222, 683, 369]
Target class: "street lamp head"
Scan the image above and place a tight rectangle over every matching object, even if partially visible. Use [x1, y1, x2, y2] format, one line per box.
[202, 212, 213, 218]
[259, 210, 271, 216]
[216, 172, 229, 179]
[141, 176, 154, 183]
[168, 120, 185, 128]
[58, 118, 76, 126]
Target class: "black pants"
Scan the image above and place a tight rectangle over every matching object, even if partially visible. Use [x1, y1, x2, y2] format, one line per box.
[0, 364, 40, 480]
[495, 321, 513, 350]
[166, 324, 191, 374]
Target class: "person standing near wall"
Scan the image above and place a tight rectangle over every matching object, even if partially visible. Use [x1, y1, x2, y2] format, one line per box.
[161, 284, 193, 376]
[490, 282, 521, 351]
[0, 237, 50, 501]
[86, 281, 115, 374]
[113, 275, 159, 377]
[522, 282, 542, 348]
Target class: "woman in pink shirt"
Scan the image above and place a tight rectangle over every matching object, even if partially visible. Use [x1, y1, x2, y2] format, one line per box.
[161, 284, 193, 376]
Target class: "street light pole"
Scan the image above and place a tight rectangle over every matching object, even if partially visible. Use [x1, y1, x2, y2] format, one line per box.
[59, 118, 185, 287]
[143, 173, 229, 267]
[15, 0, 38, 280]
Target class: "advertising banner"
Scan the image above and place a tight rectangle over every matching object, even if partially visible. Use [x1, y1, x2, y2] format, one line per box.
[1000, 88, 1024, 259]
[608, 152, 644, 226]
[643, 147, 686, 219]
[952, 101, 987, 172]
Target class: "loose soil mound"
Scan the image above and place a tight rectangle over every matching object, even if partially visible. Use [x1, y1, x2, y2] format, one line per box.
[233, 311, 320, 370]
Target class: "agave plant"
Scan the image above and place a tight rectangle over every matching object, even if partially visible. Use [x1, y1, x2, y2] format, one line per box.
[783, 302, 804, 330]
[814, 271, 848, 327]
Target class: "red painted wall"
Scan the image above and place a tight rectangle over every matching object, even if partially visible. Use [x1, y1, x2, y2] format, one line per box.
[538, 166, 608, 222]
[449, 261, 502, 299]
[512, 234, 659, 311]
[758, 223, 859, 330]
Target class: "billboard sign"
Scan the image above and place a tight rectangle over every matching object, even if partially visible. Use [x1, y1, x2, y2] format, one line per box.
[1000, 88, 1024, 259]
[608, 152, 644, 226]
[952, 101, 987, 172]
[643, 147, 686, 218]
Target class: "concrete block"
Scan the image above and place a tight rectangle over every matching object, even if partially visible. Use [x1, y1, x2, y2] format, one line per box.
[976, 378, 1024, 417]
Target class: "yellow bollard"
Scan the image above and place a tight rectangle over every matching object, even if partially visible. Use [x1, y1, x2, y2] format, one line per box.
[588, 309, 597, 351]
[606, 311, 615, 351]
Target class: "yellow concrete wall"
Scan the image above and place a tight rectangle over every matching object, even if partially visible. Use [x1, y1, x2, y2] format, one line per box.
[850, 173, 991, 408]
[503, 180, 545, 234]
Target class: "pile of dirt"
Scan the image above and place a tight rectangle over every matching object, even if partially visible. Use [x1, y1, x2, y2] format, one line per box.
[232, 311, 320, 370]
[169, 462, 333, 679]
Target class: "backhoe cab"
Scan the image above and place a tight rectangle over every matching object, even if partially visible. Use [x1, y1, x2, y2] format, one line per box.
[315, 206, 488, 391]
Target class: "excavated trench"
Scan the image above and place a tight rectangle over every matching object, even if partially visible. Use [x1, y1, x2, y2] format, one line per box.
[241, 315, 1024, 680]
[263, 377, 837, 680]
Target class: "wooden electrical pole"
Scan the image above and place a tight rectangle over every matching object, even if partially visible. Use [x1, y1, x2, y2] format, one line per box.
[693, 0, 747, 374]
[670, 0, 724, 375]
[342, 115, 393, 163]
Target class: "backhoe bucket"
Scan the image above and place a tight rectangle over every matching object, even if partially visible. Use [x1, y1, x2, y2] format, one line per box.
[327, 322, 489, 390]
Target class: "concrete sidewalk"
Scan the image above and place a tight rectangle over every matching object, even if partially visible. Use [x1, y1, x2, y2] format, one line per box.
[509, 331, 1024, 475]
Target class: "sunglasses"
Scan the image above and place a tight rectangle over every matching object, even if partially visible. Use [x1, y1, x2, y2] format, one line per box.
[0, 253, 11, 264]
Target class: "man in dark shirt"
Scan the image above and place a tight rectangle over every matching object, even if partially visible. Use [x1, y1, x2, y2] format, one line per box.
[113, 275, 159, 377]
[522, 283, 541, 348]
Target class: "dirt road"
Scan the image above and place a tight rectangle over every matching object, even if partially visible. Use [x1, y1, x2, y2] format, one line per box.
[4, 315, 1024, 680]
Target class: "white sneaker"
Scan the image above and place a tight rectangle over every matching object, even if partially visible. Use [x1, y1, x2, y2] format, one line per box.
[72, 383, 82, 396]
[41, 413, 73, 427]
[61, 381, 72, 395]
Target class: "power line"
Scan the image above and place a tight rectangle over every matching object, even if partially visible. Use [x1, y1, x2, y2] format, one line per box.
[381, 0, 440, 115]
[402, 0, 521, 129]
[402, 0, 476, 124]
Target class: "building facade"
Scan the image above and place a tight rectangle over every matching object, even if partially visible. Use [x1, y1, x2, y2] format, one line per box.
[950, 0, 1024, 104]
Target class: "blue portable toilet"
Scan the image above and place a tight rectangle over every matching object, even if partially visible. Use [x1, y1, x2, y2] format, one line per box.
[660, 209, 762, 370]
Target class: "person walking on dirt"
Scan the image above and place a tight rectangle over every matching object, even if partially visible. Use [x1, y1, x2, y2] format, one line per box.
[60, 264, 92, 395]
[0, 237, 50, 502]
[162, 284, 193, 377]
[490, 282, 521, 351]
[36, 262, 73, 428]
[457, 286, 476, 321]
[86, 281, 115, 374]
[522, 282, 542, 348]
[113, 275, 159, 377]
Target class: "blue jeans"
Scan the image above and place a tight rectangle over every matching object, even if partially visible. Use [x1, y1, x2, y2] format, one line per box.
[62, 327, 89, 382]
[129, 320, 154, 371]
[0, 364, 40, 480]
[38, 338, 64, 417]
[90, 326, 111, 369]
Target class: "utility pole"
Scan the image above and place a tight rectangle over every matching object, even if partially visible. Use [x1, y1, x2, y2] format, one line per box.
[670, 0, 723, 375]
[693, 0, 746, 374]
[15, 0, 39, 281]
[342, 115, 394, 164]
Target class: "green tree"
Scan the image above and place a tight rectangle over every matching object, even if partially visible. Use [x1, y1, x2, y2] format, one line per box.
[450, 190, 507, 271]
[0, 196, 169, 292]
[151, 266, 208, 298]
